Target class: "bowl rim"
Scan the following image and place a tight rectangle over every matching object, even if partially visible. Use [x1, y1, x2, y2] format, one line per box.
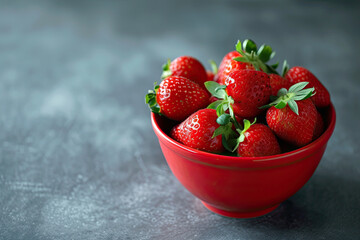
[151, 103, 336, 168]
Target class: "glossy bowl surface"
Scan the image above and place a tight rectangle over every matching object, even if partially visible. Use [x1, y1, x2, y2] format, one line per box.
[151, 104, 336, 218]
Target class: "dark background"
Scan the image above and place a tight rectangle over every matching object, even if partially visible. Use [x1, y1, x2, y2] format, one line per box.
[1, 0, 359, 239]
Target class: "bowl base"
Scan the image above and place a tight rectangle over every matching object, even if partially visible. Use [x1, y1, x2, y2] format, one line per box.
[201, 202, 280, 218]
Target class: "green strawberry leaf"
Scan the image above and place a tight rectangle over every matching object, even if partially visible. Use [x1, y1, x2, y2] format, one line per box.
[243, 119, 251, 132]
[257, 45, 272, 62]
[213, 122, 236, 143]
[271, 62, 279, 69]
[265, 64, 279, 74]
[233, 56, 249, 63]
[205, 81, 226, 99]
[161, 59, 172, 79]
[232, 136, 243, 152]
[270, 51, 276, 60]
[289, 82, 309, 93]
[288, 99, 299, 115]
[277, 88, 288, 97]
[222, 135, 234, 152]
[235, 40, 243, 53]
[213, 124, 230, 138]
[209, 60, 218, 74]
[293, 88, 315, 101]
[216, 102, 228, 116]
[145, 82, 161, 114]
[243, 39, 257, 53]
[274, 101, 287, 109]
[207, 100, 223, 109]
[215, 85, 227, 99]
[216, 114, 231, 126]
[282, 60, 289, 77]
[145, 92, 154, 104]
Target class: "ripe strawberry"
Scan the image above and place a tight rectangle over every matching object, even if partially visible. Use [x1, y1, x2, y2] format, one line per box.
[161, 56, 208, 88]
[209, 96, 219, 104]
[313, 111, 324, 140]
[285, 66, 330, 107]
[262, 82, 317, 147]
[237, 123, 281, 157]
[213, 116, 280, 156]
[207, 71, 215, 82]
[226, 70, 271, 118]
[269, 74, 291, 96]
[171, 109, 224, 153]
[217, 39, 280, 85]
[145, 76, 210, 121]
[217, 53, 254, 85]
[217, 51, 241, 77]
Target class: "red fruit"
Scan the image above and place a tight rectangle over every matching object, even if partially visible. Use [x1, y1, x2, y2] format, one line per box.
[147, 76, 209, 121]
[313, 111, 324, 140]
[206, 70, 215, 82]
[217, 57, 254, 85]
[217, 51, 242, 77]
[209, 96, 219, 103]
[269, 74, 291, 96]
[171, 109, 224, 153]
[266, 99, 317, 147]
[237, 124, 281, 157]
[285, 67, 330, 107]
[162, 56, 208, 88]
[226, 70, 271, 118]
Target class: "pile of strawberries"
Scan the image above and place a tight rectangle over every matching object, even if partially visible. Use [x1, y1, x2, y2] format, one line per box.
[146, 39, 331, 157]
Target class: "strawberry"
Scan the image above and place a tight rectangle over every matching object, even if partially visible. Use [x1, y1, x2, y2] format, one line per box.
[217, 52, 254, 85]
[217, 39, 280, 85]
[217, 51, 241, 77]
[261, 82, 317, 147]
[145, 76, 210, 121]
[313, 111, 324, 140]
[209, 96, 219, 104]
[207, 71, 215, 82]
[213, 116, 280, 156]
[161, 56, 208, 88]
[269, 74, 291, 96]
[285, 66, 330, 107]
[216, 51, 240, 83]
[205, 70, 271, 119]
[226, 70, 271, 118]
[237, 122, 281, 157]
[171, 109, 224, 153]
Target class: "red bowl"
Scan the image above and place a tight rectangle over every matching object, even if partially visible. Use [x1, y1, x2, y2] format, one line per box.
[151, 104, 336, 218]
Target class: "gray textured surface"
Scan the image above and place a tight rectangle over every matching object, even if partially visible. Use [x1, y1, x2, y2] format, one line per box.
[0, 0, 360, 239]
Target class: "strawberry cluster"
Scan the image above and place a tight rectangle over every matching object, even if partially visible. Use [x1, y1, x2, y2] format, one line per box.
[146, 39, 331, 157]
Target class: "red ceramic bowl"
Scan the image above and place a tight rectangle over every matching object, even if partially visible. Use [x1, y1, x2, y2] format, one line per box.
[151, 104, 336, 218]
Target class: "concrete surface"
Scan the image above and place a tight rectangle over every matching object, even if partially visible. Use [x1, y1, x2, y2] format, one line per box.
[0, 0, 359, 239]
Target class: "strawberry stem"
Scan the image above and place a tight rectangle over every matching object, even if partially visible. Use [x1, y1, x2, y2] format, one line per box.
[259, 82, 315, 115]
[234, 39, 279, 74]
[145, 82, 161, 114]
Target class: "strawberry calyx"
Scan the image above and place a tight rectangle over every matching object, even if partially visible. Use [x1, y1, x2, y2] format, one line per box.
[205, 80, 259, 152]
[145, 82, 161, 114]
[233, 39, 279, 74]
[237, 118, 257, 143]
[205, 81, 237, 125]
[260, 82, 315, 115]
[161, 59, 172, 80]
[223, 118, 257, 152]
[212, 113, 238, 150]
[281, 60, 289, 77]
